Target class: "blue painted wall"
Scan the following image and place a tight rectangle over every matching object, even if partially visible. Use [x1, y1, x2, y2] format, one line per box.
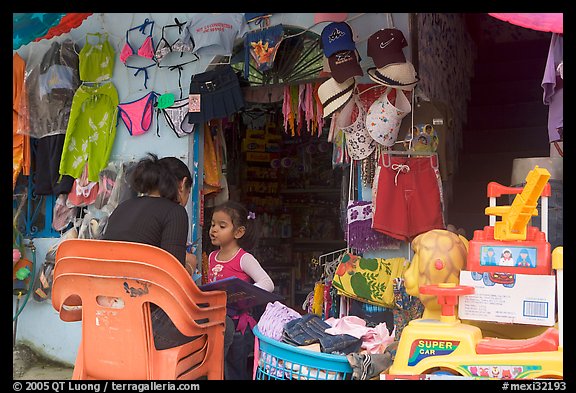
[13, 12, 410, 365]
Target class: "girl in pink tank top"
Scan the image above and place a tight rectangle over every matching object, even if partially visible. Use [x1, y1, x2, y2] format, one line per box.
[208, 200, 274, 379]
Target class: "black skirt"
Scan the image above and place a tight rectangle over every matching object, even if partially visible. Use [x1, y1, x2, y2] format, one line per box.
[187, 65, 245, 125]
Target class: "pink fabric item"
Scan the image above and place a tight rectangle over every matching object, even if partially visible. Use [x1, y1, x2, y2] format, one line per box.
[118, 91, 157, 136]
[208, 248, 252, 283]
[328, 106, 339, 142]
[257, 301, 302, 341]
[137, 36, 155, 59]
[305, 83, 314, 133]
[325, 315, 395, 354]
[232, 311, 257, 335]
[324, 315, 368, 339]
[361, 322, 395, 354]
[316, 92, 324, 135]
[298, 84, 305, 135]
[119, 43, 133, 64]
[13, 249, 21, 263]
[282, 85, 291, 132]
[120, 19, 156, 64]
[489, 13, 563, 34]
[314, 13, 348, 24]
[68, 165, 99, 207]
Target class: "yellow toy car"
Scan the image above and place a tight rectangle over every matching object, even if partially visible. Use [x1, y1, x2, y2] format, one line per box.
[388, 275, 562, 378]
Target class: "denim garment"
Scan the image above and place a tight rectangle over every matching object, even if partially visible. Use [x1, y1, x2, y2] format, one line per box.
[282, 314, 361, 355]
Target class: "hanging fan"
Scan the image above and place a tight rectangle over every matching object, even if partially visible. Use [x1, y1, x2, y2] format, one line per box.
[232, 26, 325, 86]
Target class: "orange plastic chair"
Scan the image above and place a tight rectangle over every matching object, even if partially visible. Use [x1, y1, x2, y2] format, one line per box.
[52, 239, 227, 380]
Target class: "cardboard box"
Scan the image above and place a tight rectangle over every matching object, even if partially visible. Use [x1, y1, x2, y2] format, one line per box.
[458, 270, 556, 326]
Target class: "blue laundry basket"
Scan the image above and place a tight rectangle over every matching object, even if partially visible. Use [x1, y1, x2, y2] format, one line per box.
[252, 325, 353, 380]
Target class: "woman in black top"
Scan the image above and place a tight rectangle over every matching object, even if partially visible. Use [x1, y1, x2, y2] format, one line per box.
[102, 152, 196, 349]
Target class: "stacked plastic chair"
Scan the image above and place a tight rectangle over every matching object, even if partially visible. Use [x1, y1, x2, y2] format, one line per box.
[52, 239, 227, 380]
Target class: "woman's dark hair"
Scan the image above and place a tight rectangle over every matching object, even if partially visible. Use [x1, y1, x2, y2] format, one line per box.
[213, 200, 259, 250]
[129, 153, 192, 203]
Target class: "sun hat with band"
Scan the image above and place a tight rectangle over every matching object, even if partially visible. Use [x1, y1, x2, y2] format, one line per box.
[321, 22, 356, 58]
[318, 76, 355, 118]
[367, 28, 408, 68]
[367, 61, 420, 91]
[366, 88, 412, 147]
[328, 49, 364, 83]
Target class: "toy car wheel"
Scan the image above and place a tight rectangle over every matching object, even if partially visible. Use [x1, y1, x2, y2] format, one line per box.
[482, 273, 495, 286]
[427, 367, 461, 377]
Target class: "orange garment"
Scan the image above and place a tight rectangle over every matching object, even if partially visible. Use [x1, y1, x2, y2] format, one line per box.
[13, 53, 31, 190]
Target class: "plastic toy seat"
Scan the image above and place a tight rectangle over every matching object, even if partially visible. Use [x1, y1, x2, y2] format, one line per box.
[476, 327, 559, 354]
[52, 239, 227, 380]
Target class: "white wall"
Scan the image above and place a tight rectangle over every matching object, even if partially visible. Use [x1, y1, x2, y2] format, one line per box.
[13, 12, 410, 365]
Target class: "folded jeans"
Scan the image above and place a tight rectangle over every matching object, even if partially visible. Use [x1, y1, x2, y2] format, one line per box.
[282, 314, 361, 355]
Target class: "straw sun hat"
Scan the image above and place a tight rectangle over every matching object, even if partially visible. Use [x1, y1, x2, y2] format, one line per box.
[367, 61, 420, 91]
[317, 76, 355, 118]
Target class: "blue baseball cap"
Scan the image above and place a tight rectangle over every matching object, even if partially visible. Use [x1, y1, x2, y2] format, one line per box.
[321, 22, 356, 57]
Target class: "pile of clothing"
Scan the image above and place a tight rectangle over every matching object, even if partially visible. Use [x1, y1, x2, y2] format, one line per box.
[256, 301, 398, 380]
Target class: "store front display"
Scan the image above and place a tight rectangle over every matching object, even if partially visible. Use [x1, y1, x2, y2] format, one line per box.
[13, 12, 562, 381]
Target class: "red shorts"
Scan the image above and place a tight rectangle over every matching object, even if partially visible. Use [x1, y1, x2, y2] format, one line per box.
[372, 156, 445, 241]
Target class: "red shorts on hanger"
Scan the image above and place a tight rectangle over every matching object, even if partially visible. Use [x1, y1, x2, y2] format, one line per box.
[372, 155, 445, 241]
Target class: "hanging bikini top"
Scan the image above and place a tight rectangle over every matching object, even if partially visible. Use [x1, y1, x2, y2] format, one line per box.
[154, 18, 197, 66]
[120, 18, 157, 89]
[120, 18, 155, 64]
[154, 18, 199, 99]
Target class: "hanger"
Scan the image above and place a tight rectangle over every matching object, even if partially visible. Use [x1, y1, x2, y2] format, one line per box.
[353, 13, 397, 43]
[246, 14, 272, 33]
[357, 84, 381, 96]
[245, 104, 276, 115]
[282, 13, 368, 41]
[207, 54, 231, 67]
[379, 148, 439, 170]
[413, 85, 431, 108]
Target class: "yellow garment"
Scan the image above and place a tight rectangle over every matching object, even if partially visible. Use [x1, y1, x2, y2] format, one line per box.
[332, 253, 407, 308]
[311, 281, 325, 316]
[13, 53, 31, 190]
[203, 123, 221, 195]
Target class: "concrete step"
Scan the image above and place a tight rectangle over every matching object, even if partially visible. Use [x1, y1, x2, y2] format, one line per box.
[465, 101, 548, 131]
[462, 126, 550, 154]
[469, 78, 544, 106]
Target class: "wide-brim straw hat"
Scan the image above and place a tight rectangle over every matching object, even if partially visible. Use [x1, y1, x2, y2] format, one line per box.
[318, 76, 355, 118]
[367, 61, 420, 91]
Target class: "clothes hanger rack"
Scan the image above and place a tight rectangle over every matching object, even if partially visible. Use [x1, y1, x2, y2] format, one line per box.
[281, 13, 368, 41]
[378, 147, 439, 171]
